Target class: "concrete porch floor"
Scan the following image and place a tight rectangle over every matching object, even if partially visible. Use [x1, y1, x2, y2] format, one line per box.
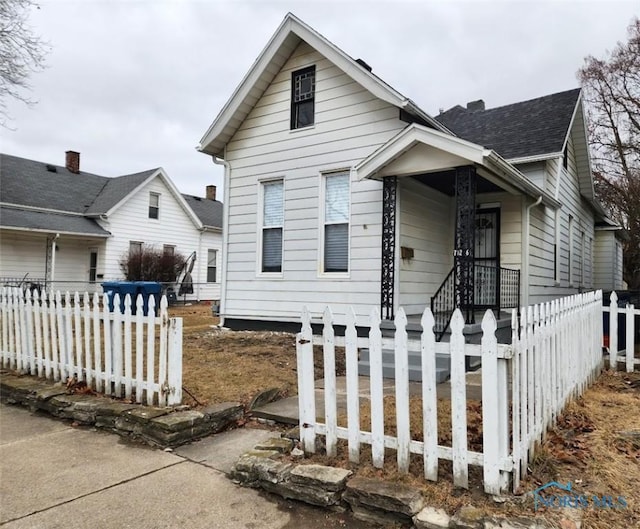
[251, 371, 483, 425]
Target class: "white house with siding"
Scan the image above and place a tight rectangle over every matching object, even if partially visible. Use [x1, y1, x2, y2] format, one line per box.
[0, 151, 222, 302]
[198, 13, 622, 335]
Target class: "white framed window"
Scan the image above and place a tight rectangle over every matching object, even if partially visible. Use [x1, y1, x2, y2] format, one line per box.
[207, 249, 217, 283]
[554, 210, 561, 284]
[291, 66, 315, 129]
[568, 215, 574, 286]
[129, 241, 143, 256]
[149, 192, 160, 219]
[88, 249, 98, 283]
[321, 171, 350, 274]
[579, 230, 585, 286]
[259, 179, 284, 274]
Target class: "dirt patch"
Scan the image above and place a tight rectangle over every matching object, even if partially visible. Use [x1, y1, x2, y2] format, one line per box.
[169, 303, 344, 407]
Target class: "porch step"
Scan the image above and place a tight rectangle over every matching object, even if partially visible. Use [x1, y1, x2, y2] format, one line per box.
[357, 348, 451, 383]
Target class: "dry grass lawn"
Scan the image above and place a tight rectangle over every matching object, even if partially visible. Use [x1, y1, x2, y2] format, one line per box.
[171, 304, 639, 527]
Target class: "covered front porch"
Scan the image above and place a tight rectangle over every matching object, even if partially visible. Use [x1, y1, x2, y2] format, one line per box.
[355, 124, 559, 340]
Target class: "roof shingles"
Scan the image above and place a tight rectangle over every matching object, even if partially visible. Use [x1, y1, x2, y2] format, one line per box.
[435, 88, 581, 160]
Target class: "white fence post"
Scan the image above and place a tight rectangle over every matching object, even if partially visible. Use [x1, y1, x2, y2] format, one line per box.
[145, 295, 156, 405]
[158, 295, 169, 407]
[626, 304, 635, 373]
[167, 316, 183, 406]
[123, 294, 133, 400]
[610, 292, 618, 369]
[297, 306, 316, 454]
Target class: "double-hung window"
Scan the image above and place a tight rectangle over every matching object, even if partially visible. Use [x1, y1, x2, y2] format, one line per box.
[207, 249, 217, 283]
[323, 172, 349, 273]
[261, 180, 284, 273]
[149, 192, 160, 219]
[291, 66, 315, 129]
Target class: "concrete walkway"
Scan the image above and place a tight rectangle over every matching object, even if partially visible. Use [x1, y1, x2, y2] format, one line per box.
[0, 404, 373, 529]
[252, 372, 483, 424]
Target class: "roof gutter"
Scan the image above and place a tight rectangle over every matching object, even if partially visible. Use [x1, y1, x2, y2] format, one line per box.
[485, 151, 560, 208]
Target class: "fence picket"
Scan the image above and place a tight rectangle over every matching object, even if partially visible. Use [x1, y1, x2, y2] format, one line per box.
[93, 293, 102, 392]
[64, 292, 74, 380]
[421, 308, 438, 481]
[42, 291, 52, 379]
[135, 295, 144, 402]
[112, 293, 123, 397]
[158, 295, 168, 406]
[73, 292, 83, 381]
[83, 293, 92, 386]
[123, 294, 133, 400]
[33, 290, 43, 377]
[394, 308, 411, 473]
[346, 307, 360, 464]
[145, 295, 156, 405]
[25, 291, 36, 374]
[103, 293, 113, 394]
[519, 306, 529, 476]
[368, 307, 384, 468]
[626, 304, 635, 373]
[322, 307, 338, 458]
[15, 291, 24, 372]
[449, 309, 469, 489]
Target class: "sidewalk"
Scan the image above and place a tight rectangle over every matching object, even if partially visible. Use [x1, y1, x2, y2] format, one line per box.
[0, 404, 373, 529]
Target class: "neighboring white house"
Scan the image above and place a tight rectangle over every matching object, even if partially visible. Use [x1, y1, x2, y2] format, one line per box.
[0, 151, 222, 302]
[198, 13, 623, 333]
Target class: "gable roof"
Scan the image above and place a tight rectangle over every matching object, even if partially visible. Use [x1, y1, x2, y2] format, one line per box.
[181, 194, 223, 229]
[435, 88, 580, 160]
[198, 12, 448, 157]
[435, 88, 582, 160]
[0, 153, 212, 235]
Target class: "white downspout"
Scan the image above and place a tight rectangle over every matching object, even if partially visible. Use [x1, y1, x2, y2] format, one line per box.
[50, 233, 60, 294]
[212, 152, 230, 326]
[523, 196, 543, 306]
[196, 228, 204, 301]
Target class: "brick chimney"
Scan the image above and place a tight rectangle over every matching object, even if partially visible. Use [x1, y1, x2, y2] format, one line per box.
[206, 185, 216, 201]
[466, 100, 485, 112]
[65, 151, 80, 174]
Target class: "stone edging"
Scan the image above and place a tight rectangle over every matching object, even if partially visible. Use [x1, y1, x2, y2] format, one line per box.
[230, 438, 563, 529]
[0, 372, 243, 448]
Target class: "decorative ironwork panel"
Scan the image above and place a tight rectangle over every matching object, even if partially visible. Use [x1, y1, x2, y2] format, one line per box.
[454, 166, 476, 323]
[381, 176, 397, 320]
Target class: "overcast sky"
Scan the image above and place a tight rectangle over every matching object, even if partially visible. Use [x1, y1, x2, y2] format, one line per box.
[2, 0, 637, 198]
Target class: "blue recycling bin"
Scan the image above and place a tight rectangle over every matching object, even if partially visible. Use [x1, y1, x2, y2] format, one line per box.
[135, 282, 162, 315]
[102, 281, 161, 316]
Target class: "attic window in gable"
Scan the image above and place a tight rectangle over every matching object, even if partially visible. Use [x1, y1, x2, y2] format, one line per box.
[291, 66, 315, 129]
[149, 192, 160, 219]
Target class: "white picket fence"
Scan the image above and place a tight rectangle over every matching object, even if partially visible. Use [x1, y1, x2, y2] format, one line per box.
[297, 290, 604, 494]
[0, 287, 183, 406]
[603, 291, 639, 372]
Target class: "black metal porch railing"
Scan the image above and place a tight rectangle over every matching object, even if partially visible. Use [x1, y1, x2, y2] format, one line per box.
[430, 265, 520, 341]
[430, 267, 455, 341]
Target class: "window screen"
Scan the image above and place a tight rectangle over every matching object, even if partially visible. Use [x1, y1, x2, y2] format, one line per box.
[262, 181, 284, 272]
[324, 173, 349, 272]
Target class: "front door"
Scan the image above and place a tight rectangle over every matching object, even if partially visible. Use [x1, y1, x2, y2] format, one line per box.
[474, 209, 500, 308]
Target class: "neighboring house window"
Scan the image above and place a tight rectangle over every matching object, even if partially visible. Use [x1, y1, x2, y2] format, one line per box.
[291, 66, 315, 129]
[563, 144, 568, 170]
[568, 216, 574, 285]
[323, 172, 350, 273]
[207, 249, 217, 283]
[261, 180, 284, 273]
[129, 241, 143, 255]
[89, 250, 98, 283]
[163, 245, 174, 256]
[149, 192, 160, 219]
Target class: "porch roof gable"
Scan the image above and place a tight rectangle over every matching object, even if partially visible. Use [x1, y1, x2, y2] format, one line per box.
[353, 124, 560, 208]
